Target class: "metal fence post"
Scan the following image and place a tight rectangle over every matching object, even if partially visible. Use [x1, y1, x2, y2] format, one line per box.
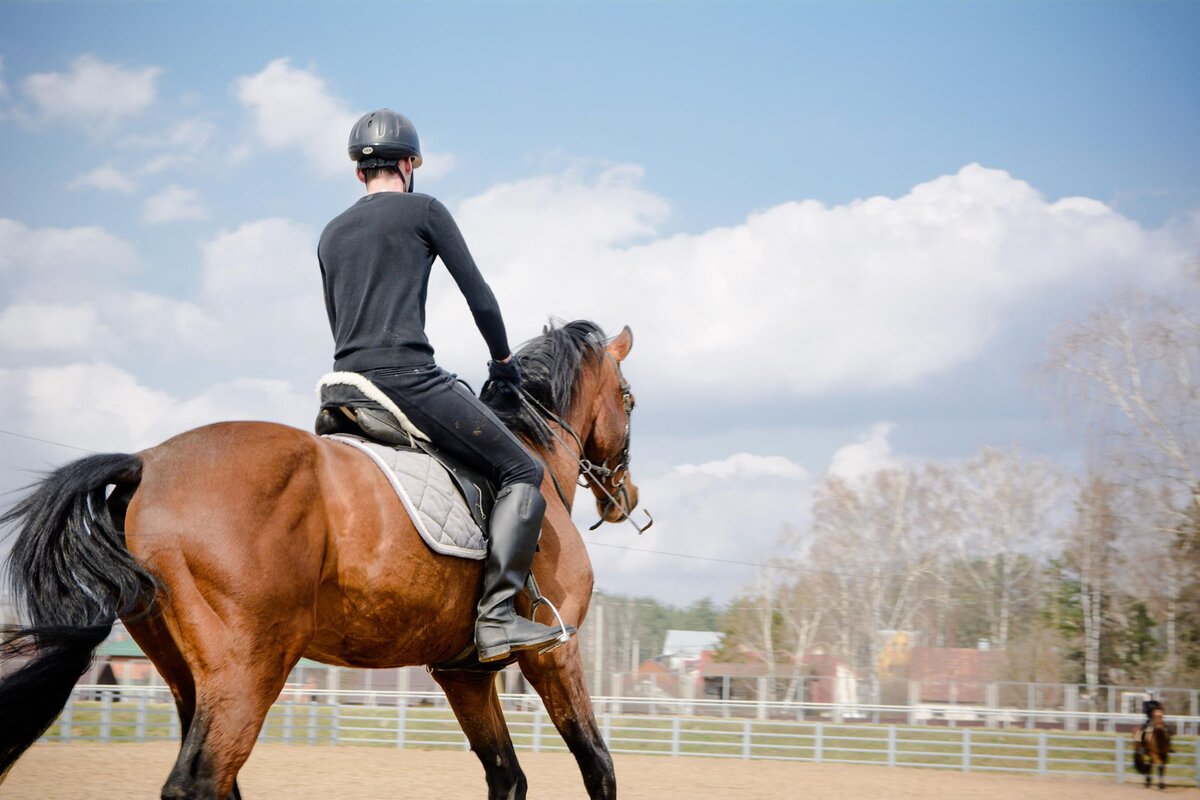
[887, 725, 896, 767]
[168, 705, 179, 742]
[136, 691, 148, 743]
[1037, 731, 1048, 775]
[330, 703, 340, 745]
[814, 724, 823, 763]
[100, 691, 113, 743]
[533, 708, 543, 753]
[309, 703, 318, 746]
[962, 728, 971, 772]
[283, 701, 293, 744]
[602, 713, 612, 745]
[671, 717, 681, 756]
[396, 696, 407, 749]
[1194, 734, 1200, 787]
[60, 694, 74, 743]
[742, 719, 751, 759]
[1115, 736, 1125, 784]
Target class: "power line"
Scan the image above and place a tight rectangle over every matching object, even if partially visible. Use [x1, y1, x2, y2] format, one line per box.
[580, 537, 932, 580]
[582, 538, 803, 572]
[2, 428, 1185, 603]
[0, 429, 96, 454]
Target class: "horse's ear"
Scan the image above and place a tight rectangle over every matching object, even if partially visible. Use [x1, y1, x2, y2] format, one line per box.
[608, 326, 633, 361]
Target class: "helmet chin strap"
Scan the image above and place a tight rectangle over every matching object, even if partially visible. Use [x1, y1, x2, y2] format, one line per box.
[405, 159, 415, 193]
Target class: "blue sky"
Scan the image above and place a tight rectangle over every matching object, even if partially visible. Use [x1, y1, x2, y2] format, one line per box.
[1, 1, 1198, 602]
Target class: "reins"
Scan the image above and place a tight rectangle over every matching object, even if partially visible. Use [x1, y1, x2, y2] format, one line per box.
[517, 355, 652, 535]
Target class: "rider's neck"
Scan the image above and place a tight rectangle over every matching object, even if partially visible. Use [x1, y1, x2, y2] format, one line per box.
[364, 171, 411, 195]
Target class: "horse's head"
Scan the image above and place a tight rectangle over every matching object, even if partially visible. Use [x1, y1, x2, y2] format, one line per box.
[483, 320, 651, 532]
[579, 326, 650, 532]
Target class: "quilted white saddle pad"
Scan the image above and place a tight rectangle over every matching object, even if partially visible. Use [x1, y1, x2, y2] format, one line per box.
[325, 434, 486, 560]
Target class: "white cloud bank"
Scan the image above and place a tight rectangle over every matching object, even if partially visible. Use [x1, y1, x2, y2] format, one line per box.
[21, 55, 160, 132]
[0, 362, 311, 455]
[233, 58, 455, 181]
[434, 162, 1196, 400]
[0, 219, 137, 300]
[583, 451, 812, 604]
[2, 162, 1198, 606]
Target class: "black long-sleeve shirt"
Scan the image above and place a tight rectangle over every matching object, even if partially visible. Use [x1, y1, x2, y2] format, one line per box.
[318, 192, 510, 371]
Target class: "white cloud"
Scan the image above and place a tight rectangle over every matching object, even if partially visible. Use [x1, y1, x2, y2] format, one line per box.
[583, 451, 812, 604]
[676, 452, 808, 481]
[232, 59, 454, 181]
[0, 216, 322, 370]
[143, 185, 208, 224]
[0, 362, 312, 455]
[0, 219, 137, 299]
[198, 218, 330, 374]
[0, 303, 108, 351]
[427, 163, 1196, 400]
[123, 116, 217, 174]
[21, 55, 160, 132]
[828, 422, 899, 481]
[69, 164, 137, 193]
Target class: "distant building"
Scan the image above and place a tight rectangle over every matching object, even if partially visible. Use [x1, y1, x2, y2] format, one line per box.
[908, 646, 1002, 703]
[661, 629, 724, 672]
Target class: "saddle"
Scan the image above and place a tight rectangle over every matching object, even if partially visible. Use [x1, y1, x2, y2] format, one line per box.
[314, 372, 496, 531]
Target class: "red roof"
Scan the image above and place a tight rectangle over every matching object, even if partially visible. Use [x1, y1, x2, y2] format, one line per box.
[909, 647, 1000, 684]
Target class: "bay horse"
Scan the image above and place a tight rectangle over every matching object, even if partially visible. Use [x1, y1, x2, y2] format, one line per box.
[0, 320, 641, 800]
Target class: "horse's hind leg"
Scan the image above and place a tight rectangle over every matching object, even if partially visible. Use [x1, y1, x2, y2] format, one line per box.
[132, 568, 314, 799]
[518, 643, 615, 800]
[159, 653, 300, 800]
[432, 670, 527, 800]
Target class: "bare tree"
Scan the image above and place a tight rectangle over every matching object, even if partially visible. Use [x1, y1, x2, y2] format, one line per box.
[809, 468, 936, 701]
[1044, 288, 1199, 528]
[949, 448, 1065, 650]
[1043, 280, 1200, 677]
[1065, 477, 1120, 693]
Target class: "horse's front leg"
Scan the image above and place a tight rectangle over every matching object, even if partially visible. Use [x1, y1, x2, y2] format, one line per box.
[518, 641, 615, 800]
[432, 669, 527, 800]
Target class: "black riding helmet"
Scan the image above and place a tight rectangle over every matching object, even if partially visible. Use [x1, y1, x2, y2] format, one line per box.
[349, 109, 422, 190]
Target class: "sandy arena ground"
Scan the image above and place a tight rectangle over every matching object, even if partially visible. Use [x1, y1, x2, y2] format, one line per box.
[3, 742, 1198, 799]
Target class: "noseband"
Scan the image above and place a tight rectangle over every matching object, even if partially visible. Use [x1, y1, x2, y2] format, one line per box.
[519, 354, 653, 534]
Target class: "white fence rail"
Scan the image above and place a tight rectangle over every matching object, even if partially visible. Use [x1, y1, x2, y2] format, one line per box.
[46, 685, 1200, 786]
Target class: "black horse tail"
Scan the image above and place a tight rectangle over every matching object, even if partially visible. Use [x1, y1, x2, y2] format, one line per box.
[0, 453, 160, 775]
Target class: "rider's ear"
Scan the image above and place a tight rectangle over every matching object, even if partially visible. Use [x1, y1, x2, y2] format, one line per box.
[608, 326, 633, 361]
[356, 168, 367, 185]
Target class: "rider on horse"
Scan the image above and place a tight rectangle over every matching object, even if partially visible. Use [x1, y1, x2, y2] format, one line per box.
[317, 109, 572, 663]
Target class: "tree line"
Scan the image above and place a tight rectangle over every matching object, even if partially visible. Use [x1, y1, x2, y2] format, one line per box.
[592, 269, 1199, 701]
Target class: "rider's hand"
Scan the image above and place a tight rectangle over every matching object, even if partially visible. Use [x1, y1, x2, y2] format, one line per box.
[488, 357, 521, 389]
[484, 357, 522, 411]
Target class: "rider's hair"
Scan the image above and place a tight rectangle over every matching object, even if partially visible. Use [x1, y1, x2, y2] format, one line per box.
[358, 164, 405, 184]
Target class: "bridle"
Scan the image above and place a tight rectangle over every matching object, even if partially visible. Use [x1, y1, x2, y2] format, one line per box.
[518, 353, 653, 534]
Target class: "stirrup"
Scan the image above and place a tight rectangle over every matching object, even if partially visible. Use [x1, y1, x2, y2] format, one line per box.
[526, 571, 575, 654]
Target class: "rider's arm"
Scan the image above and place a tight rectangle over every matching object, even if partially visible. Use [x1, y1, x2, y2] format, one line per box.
[425, 198, 511, 361]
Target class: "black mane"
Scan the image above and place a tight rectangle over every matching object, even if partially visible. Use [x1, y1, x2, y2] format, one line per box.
[482, 320, 607, 447]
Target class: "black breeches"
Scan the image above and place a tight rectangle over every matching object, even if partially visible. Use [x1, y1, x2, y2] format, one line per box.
[362, 364, 543, 489]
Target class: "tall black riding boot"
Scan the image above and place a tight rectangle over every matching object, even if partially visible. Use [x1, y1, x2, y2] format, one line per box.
[476, 483, 575, 663]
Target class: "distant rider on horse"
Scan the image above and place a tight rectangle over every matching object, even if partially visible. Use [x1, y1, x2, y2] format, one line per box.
[317, 109, 571, 662]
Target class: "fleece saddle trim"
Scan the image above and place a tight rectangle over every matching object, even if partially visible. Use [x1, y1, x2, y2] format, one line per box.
[316, 371, 429, 442]
[326, 433, 487, 560]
